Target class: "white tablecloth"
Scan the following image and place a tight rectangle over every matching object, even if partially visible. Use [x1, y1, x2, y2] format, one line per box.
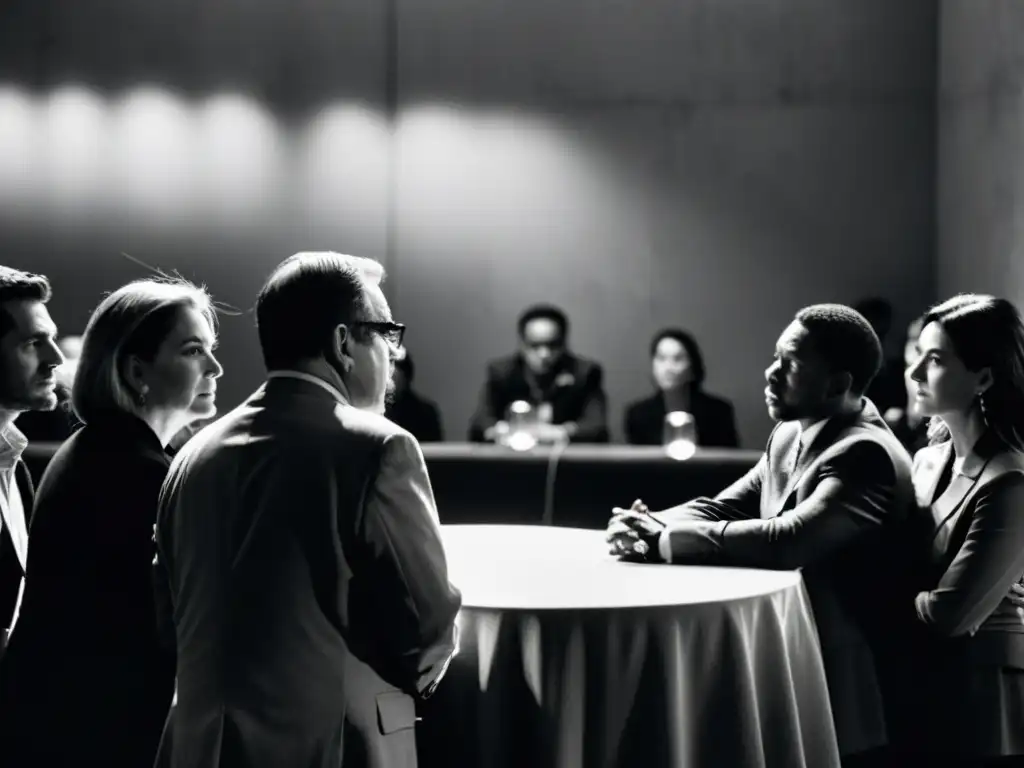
[418, 524, 841, 768]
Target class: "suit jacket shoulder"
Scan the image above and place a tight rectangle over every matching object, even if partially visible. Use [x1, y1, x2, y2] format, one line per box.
[13, 459, 34, 517]
[570, 355, 603, 379]
[335, 401, 411, 444]
[486, 355, 519, 380]
[695, 391, 733, 413]
[624, 393, 659, 421]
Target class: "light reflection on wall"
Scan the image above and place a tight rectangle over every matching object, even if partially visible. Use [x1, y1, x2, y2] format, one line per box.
[197, 93, 283, 221]
[113, 87, 199, 226]
[0, 84, 393, 235]
[0, 84, 613, 254]
[0, 86, 42, 215]
[297, 104, 390, 226]
[395, 103, 631, 274]
[43, 85, 111, 220]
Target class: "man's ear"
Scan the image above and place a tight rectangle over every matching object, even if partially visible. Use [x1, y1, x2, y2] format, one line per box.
[331, 324, 353, 373]
[828, 370, 854, 399]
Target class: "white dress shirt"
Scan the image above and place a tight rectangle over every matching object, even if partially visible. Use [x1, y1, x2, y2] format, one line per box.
[0, 422, 30, 632]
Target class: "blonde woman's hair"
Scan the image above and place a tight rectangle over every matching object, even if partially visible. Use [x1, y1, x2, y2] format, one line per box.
[72, 278, 217, 425]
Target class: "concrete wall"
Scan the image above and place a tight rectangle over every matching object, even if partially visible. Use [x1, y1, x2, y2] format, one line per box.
[937, 0, 1024, 309]
[0, 0, 938, 445]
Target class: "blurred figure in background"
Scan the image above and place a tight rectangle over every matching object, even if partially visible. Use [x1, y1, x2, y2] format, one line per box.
[385, 346, 443, 442]
[0, 278, 223, 767]
[856, 297, 907, 415]
[885, 316, 929, 455]
[624, 328, 739, 448]
[469, 303, 609, 444]
[15, 334, 82, 443]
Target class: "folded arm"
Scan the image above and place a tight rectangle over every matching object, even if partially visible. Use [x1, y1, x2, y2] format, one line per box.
[662, 440, 899, 569]
[915, 471, 1024, 636]
[654, 454, 767, 526]
[358, 432, 462, 698]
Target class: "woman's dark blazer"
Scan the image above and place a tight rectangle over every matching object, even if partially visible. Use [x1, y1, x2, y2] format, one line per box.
[900, 433, 1024, 759]
[0, 412, 176, 767]
[623, 390, 740, 448]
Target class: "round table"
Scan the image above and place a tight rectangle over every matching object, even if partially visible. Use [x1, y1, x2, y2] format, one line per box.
[417, 524, 841, 768]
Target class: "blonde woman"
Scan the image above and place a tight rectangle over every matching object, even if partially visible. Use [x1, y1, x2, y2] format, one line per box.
[0, 278, 222, 767]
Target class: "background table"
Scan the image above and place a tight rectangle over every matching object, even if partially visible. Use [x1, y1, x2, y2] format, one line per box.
[26, 442, 761, 528]
[417, 525, 841, 768]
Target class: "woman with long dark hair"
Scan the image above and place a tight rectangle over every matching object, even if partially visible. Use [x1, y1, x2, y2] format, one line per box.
[899, 293, 1024, 766]
[623, 327, 739, 447]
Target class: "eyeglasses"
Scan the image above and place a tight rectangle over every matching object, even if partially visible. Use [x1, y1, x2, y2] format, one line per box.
[354, 321, 406, 348]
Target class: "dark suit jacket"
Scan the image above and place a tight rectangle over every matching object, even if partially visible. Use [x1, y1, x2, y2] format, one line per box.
[153, 377, 462, 768]
[657, 399, 914, 757]
[385, 390, 444, 442]
[0, 413, 176, 767]
[0, 459, 34, 638]
[623, 390, 740, 448]
[468, 353, 609, 442]
[903, 434, 1024, 757]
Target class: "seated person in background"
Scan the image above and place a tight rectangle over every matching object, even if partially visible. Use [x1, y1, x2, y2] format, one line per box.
[606, 304, 914, 767]
[469, 303, 608, 444]
[885, 315, 930, 455]
[15, 334, 83, 442]
[624, 327, 739, 448]
[856, 297, 907, 415]
[385, 346, 443, 442]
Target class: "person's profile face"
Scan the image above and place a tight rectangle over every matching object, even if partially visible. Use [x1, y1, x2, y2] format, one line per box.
[906, 321, 987, 418]
[134, 305, 223, 423]
[520, 317, 566, 376]
[652, 337, 693, 391]
[763, 320, 833, 422]
[345, 283, 397, 415]
[0, 299, 63, 413]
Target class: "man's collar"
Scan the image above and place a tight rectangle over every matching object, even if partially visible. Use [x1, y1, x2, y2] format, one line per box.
[0, 421, 28, 469]
[267, 370, 349, 405]
[797, 417, 831, 450]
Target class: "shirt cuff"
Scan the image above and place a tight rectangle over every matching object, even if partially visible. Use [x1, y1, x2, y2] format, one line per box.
[658, 529, 673, 563]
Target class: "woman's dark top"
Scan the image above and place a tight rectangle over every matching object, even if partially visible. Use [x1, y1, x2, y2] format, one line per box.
[0, 412, 176, 766]
[624, 390, 740, 448]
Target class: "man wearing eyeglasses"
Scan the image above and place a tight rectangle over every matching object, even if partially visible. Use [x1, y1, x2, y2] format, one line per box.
[151, 252, 461, 768]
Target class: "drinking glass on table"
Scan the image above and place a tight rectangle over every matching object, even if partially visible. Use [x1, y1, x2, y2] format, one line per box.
[663, 410, 697, 461]
[504, 400, 538, 451]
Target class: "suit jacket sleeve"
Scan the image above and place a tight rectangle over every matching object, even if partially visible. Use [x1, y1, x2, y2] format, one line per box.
[623, 402, 644, 445]
[666, 439, 898, 569]
[654, 451, 767, 525]
[358, 431, 462, 698]
[569, 364, 609, 442]
[914, 471, 1024, 636]
[468, 363, 503, 441]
